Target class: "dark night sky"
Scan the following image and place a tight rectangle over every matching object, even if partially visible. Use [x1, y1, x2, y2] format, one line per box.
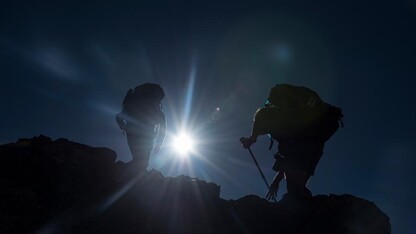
[1, 1, 416, 233]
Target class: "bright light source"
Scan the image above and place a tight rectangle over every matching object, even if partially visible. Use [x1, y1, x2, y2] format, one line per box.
[173, 132, 195, 156]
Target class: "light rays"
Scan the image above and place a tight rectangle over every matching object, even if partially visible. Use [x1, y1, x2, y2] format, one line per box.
[1, 38, 80, 82]
[172, 132, 196, 156]
[136, 55, 255, 199]
[154, 61, 246, 188]
[182, 62, 196, 126]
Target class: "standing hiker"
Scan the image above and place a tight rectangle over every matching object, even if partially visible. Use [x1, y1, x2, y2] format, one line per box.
[116, 83, 166, 172]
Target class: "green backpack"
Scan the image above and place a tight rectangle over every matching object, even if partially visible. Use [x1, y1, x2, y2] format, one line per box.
[263, 84, 343, 143]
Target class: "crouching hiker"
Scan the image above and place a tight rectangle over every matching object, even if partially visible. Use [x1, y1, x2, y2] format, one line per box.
[240, 84, 343, 200]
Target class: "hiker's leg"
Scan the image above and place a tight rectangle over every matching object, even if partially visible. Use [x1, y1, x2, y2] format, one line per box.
[285, 168, 312, 197]
[135, 143, 152, 171]
[126, 132, 140, 160]
[126, 132, 152, 171]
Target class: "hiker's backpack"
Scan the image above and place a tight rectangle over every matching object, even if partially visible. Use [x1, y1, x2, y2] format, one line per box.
[116, 83, 165, 130]
[264, 84, 343, 142]
[122, 83, 165, 114]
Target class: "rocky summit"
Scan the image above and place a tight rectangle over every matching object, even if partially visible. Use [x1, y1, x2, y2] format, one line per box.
[0, 135, 390, 234]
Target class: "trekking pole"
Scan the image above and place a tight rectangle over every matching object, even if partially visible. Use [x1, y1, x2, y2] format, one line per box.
[247, 148, 277, 202]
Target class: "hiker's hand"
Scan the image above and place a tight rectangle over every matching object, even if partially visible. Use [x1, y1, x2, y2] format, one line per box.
[266, 182, 279, 201]
[240, 137, 256, 149]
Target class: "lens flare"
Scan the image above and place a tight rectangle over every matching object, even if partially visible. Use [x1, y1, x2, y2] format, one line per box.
[173, 132, 195, 156]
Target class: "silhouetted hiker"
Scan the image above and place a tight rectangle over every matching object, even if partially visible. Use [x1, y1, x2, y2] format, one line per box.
[240, 84, 343, 200]
[116, 83, 166, 172]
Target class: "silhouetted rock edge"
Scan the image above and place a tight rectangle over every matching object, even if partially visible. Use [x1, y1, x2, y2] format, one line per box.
[0, 135, 390, 233]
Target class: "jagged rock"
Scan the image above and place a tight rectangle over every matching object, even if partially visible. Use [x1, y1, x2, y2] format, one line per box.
[0, 136, 390, 233]
[231, 194, 390, 234]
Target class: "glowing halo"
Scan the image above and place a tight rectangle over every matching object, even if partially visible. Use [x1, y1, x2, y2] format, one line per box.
[172, 132, 195, 156]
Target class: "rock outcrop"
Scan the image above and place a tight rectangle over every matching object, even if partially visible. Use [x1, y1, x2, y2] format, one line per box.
[0, 135, 390, 233]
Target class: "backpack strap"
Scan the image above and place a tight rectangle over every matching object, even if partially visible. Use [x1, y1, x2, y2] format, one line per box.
[268, 134, 274, 150]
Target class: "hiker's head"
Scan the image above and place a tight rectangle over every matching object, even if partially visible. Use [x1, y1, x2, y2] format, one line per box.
[253, 107, 278, 135]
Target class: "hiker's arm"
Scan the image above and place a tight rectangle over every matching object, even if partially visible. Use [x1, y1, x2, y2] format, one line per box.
[240, 118, 267, 148]
[154, 111, 166, 153]
[272, 170, 284, 185]
[266, 170, 284, 200]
